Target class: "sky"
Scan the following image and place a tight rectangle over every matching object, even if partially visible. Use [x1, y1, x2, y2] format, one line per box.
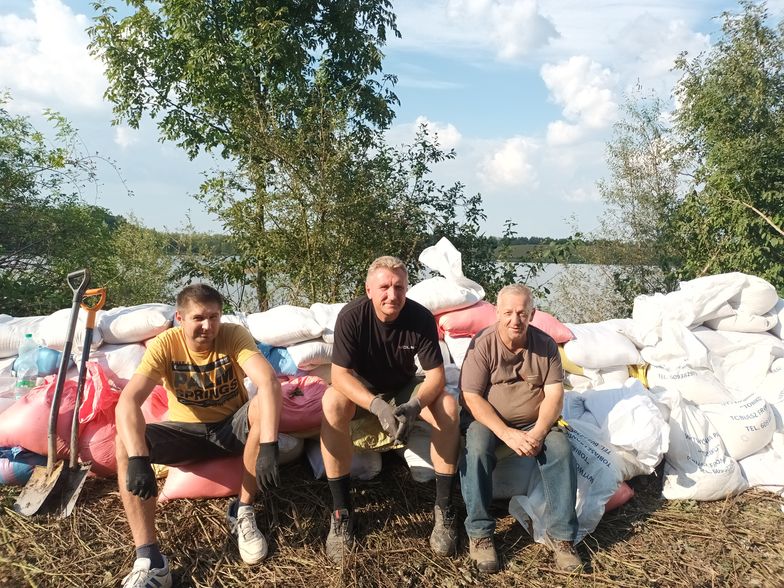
[2, 0, 783, 239]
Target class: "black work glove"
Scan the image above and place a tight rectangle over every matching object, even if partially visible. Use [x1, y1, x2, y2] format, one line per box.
[369, 396, 400, 440]
[255, 441, 280, 490]
[393, 397, 422, 444]
[126, 456, 157, 500]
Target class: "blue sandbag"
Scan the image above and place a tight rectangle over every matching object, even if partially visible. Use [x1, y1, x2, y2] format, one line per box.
[13, 347, 74, 377]
[0, 446, 47, 486]
[256, 343, 300, 376]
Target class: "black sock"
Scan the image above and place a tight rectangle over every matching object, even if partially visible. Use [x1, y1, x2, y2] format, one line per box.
[229, 499, 252, 519]
[435, 473, 456, 511]
[327, 474, 352, 513]
[136, 543, 164, 569]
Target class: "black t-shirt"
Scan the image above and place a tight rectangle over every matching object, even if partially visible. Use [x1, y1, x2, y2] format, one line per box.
[332, 296, 443, 391]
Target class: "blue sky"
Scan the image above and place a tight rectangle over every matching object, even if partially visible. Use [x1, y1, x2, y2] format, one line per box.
[3, 0, 782, 238]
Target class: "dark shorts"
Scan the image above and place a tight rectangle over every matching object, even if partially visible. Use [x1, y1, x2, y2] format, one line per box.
[145, 401, 251, 465]
[352, 375, 424, 419]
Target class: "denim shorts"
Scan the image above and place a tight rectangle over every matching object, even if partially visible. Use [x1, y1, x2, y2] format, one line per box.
[144, 401, 251, 465]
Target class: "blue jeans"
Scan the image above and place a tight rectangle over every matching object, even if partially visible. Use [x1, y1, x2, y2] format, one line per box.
[459, 420, 578, 541]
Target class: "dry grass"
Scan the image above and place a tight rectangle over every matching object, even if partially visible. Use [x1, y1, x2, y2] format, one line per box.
[1, 455, 783, 588]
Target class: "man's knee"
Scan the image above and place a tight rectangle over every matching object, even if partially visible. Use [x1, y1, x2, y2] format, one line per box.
[431, 391, 460, 425]
[321, 386, 356, 424]
[464, 421, 498, 459]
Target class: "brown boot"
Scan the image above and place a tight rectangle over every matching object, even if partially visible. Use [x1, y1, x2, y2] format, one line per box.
[468, 536, 499, 573]
[552, 540, 584, 573]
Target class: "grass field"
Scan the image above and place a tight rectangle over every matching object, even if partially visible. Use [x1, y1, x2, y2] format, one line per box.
[2, 454, 783, 587]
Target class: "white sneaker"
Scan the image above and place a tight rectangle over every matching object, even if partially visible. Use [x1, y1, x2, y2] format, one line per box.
[227, 499, 269, 564]
[121, 556, 172, 588]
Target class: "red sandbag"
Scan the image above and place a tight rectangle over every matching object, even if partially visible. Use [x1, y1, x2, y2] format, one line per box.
[279, 375, 327, 433]
[436, 301, 496, 338]
[141, 385, 169, 423]
[605, 481, 635, 512]
[159, 455, 243, 502]
[530, 309, 574, 344]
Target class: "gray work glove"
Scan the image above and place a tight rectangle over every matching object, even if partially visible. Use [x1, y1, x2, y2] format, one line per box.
[369, 396, 400, 440]
[255, 441, 280, 490]
[393, 397, 422, 444]
[126, 456, 157, 500]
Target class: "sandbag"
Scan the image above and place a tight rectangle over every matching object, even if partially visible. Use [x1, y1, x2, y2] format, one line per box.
[770, 298, 784, 338]
[100, 304, 174, 345]
[558, 345, 584, 376]
[444, 335, 472, 369]
[397, 421, 436, 483]
[0, 315, 45, 358]
[704, 310, 778, 333]
[306, 363, 332, 384]
[564, 322, 642, 369]
[415, 340, 452, 376]
[158, 434, 304, 501]
[310, 303, 345, 344]
[0, 447, 47, 486]
[141, 385, 169, 423]
[662, 396, 748, 501]
[581, 365, 631, 389]
[37, 307, 105, 351]
[530, 310, 574, 344]
[305, 439, 382, 481]
[436, 301, 496, 338]
[700, 395, 775, 461]
[647, 364, 733, 405]
[246, 305, 323, 347]
[605, 482, 635, 512]
[739, 433, 784, 496]
[89, 343, 147, 388]
[257, 343, 300, 376]
[286, 339, 332, 370]
[279, 375, 327, 434]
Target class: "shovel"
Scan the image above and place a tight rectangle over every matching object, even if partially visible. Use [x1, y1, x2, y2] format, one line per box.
[14, 270, 107, 517]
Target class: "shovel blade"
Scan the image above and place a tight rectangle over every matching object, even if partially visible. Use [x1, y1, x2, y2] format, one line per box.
[13, 460, 91, 518]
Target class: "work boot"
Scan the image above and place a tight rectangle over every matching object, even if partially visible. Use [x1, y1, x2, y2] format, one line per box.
[552, 540, 584, 573]
[468, 536, 499, 573]
[429, 505, 458, 556]
[121, 556, 172, 588]
[226, 499, 269, 565]
[325, 508, 355, 563]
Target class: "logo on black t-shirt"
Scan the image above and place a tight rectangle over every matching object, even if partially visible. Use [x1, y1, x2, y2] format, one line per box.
[171, 356, 240, 407]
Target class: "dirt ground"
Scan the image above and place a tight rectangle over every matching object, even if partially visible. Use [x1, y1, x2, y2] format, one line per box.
[1, 454, 783, 587]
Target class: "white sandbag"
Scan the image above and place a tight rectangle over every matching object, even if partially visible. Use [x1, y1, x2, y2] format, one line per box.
[739, 433, 784, 496]
[563, 322, 642, 369]
[407, 237, 485, 314]
[309, 303, 345, 344]
[508, 419, 625, 545]
[647, 363, 733, 406]
[727, 274, 779, 315]
[305, 440, 382, 481]
[245, 305, 323, 347]
[701, 395, 775, 461]
[704, 310, 779, 333]
[0, 315, 46, 358]
[286, 339, 333, 370]
[220, 312, 248, 327]
[770, 298, 784, 338]
[692, 326, 784, 359]
[100, 304, 174, 345]
[89, 343, 147, 388]
[582, 365, 630, 388]
[415, 340, 451, 375]
[601, 318, 646, 349]
[306, 363, 332, 384]
[662, 396, 748, 501]
[759, 370, 784, 431]
[444, 335, 472, 369]
[37, 307, 105, 351]
[397, 421, 435, 483]
[564, 372, 594, 392]
[710, 343, 779, 395]
[641, 321, 710, 369]
[580, 379, 669, 476]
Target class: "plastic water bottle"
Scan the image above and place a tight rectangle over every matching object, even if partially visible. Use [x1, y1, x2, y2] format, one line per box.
[14, 333, 38, 400]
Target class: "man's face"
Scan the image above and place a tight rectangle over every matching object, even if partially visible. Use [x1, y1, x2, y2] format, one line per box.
[496, 291, 534, 344]
[176, 300, 222, 351]
[366, 267, 408, 322]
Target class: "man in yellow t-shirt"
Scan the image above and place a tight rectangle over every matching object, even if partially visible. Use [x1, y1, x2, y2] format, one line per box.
[115, 284, 282, 588]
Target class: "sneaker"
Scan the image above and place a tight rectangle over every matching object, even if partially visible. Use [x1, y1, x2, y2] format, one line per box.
[227, 499, 269, 565]
[121, 556, 172, 588]
[552, 540, 584, 573]
[468, 536, 499, 573]
[429, 505, 457, 556]
[325, 508, 355, 563]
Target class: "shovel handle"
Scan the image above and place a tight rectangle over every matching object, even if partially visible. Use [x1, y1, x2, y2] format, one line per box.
[81, 288, 107, 327]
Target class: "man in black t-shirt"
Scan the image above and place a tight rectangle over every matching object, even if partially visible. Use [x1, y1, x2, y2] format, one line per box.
[320, 256, 460, 563]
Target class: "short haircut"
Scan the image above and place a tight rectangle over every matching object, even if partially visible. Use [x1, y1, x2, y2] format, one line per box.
[176, 283, 223, 310]
[366, 255, 408, 283]
[497, 284, 534, 312]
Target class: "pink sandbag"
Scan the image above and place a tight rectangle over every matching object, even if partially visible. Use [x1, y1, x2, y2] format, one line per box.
[280, 375, 327, 433]
[605, 481, 635, 512]
[159, 455, 243, 502]
[436, 301, 496, 338]
[530, 310, 574, 344]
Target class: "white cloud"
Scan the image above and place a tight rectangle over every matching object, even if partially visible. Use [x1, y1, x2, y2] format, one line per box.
[478, 136, 538, 187]
[413, 115, 462, 150]
[563, 186, 600, 203]
[0, 0, 105, 110]
[114, 125, 140, 149]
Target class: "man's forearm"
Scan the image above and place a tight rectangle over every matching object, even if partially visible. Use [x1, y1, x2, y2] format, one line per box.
[116, 400, 150, 457]
[531, 394, 562, 440]
[332, 368, 377, 410]
[415, 368, 446, 408]
[256, 378, 282, 443]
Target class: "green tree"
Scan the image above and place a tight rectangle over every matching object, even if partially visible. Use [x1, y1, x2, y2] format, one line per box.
[89, 0, 399, 310]
[673, 0, 784, 289]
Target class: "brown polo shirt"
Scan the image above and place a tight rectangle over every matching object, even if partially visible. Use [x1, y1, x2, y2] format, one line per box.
[460, 324, 563, 428]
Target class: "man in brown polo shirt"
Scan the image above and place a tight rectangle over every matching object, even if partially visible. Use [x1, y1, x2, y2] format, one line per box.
[458, 284, 582, 574]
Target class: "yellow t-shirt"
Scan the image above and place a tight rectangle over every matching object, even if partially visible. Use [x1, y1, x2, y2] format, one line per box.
[136, 323, 260, 423]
